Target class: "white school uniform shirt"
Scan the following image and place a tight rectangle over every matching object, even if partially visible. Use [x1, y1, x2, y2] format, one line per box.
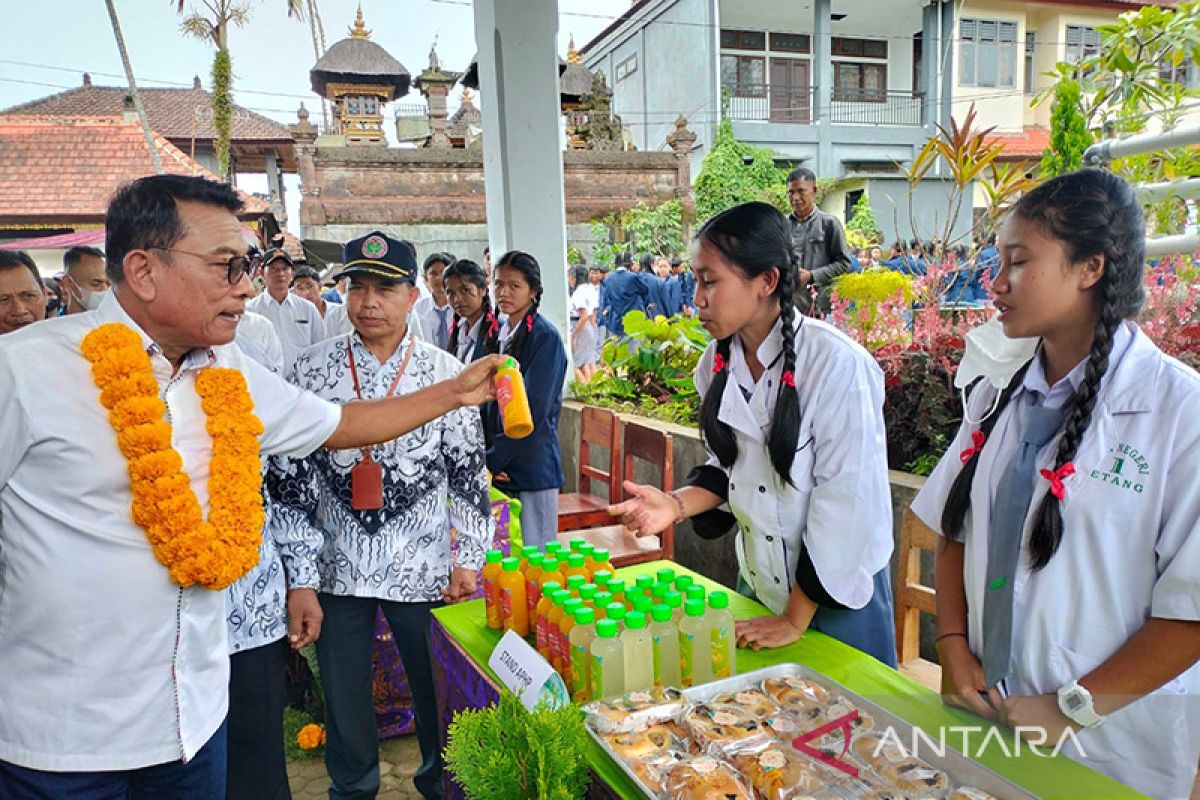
[453, 315, 485, 364]
[0, 292, 342, 771]
[912, 322, 1200, 799]
[414, 294, 454, 350]
[235, 310, 284, 373]
[694, 316, 893, 615]
[247, 290, 326, 371]
[570, 283, 599, 319]
[322, 299, 353, 339]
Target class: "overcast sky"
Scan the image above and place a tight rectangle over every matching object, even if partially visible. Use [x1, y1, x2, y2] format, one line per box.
[0, 0, 629, 231]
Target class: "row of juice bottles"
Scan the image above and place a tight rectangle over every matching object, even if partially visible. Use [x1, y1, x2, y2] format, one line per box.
[481, 539, 737, 703]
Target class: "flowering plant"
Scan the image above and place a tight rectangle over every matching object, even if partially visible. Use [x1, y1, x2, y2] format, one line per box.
[297, 723, 326, 750]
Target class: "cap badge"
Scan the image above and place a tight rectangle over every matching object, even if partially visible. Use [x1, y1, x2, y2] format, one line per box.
[362, 235, 388, 259]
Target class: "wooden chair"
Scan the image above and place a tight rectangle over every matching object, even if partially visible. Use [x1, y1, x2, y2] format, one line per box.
[560, 420, 674, 568]
[895, 506, 942, 691]
[557, 406, 622, 532]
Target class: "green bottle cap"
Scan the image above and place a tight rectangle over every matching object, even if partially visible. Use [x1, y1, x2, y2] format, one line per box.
[550, 589, 571, 605]
[527, 553, 544, 569]
[541, 556, 559, 571]
[579, 585, 597, 601]
[522, 545, 538, 558]
[651, 584, 668, 599]
[664, 590, 682, 609]
[593, 570, 613, 587]
[596, 620, 618, 638]
[567, 575, 586, 590]
[485, 550, 503, 564]
[607, 578, 626, 596]
[651, 605, 672, 623]
[686, 585, 706, 602]
[563, 598, 584, 615]
[567, 553, 586, 568]
[656, 568, 676, 585]
[501, 557, 519, 572]
[569, 537, 587, 552]
[593, 548, 610, 562]
[635, 575, 655, 591]
[625, 611, 647, 630]
[593, 591, 613, 608]
[709, 591, 730, 610]
[674, 575, 694, 592]
[540, 581, 562, 596]
[605, 602, 627, 621]
[578, 543, 595, 558]
[685, 599, 705, 617]
[544, 542, 564, 556]
[632, 595, 653, 613]
[502, 355, 519, 371]
[574, 607, 596, 625]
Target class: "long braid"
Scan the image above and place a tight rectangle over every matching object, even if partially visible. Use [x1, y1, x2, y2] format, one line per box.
[699, 335, 737, 469]
[1026, 277, 1121, 569]
[767, 253, 801, 486]
[940, 362, 1033, 541]
[447, 314, 462, 354]
[505, 297, 540, 366]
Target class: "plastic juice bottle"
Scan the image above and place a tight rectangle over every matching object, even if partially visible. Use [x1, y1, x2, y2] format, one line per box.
[590, 548, 612, 579]
[569, 607, 598, 702]
[607, 578, 628, 609]
[524, 553, 544, 622]
[568, 537, 587, 554]
[536, 557, 564, 602]
[534, 580, 562, 658]
[592, 571, 613, 592]
[545, 590, 572, 668]
[708, 591, 737, 679]
[564, 553, 590, 585]
[651, 584, 668, 602]
[631, 595, 653, 616]
[543, 541, 564, 560]
[482, 550, 504, 630]
[590, 620, 625, 700]
[578, 584, 597, 608]
[650, 604, 682, 688]
[577, 542, 596, 575]
[565, 574, 587, 598]
[559, 598, 583, 684]
[656, 567, 676, 586]
[635, 575, 655, 596]
[498, 557, 529, 636]
[685, 585, 707, 605]
[620, 611, 654, 693]
[673, 575, 694, 594]
[663, 590, 684, 624]
[679, 599, 712, 688]
[605, 602, 627, 633]
[592, 592, 613, 619]
[495, 356, 534, 439]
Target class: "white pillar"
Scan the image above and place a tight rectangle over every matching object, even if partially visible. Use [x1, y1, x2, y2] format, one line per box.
[473, 0, 571, 344]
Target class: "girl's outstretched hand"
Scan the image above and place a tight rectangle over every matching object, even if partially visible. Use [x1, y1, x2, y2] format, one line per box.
[606, 480, 676, 536]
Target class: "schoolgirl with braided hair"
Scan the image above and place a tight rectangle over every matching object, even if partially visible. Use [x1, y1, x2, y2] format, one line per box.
[442, 258, 497, 364]
[611, 202, 896, 660]
[911, 169, 1200, 799]
[481, 250, 568, 548]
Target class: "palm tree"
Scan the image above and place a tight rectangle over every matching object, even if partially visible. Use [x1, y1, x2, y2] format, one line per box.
[173, 0, 304, 181]
[105, 0, 164, 174]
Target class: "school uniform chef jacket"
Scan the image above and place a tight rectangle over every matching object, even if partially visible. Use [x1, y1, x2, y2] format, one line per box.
[690, 316, 893, 616]
[912, 322, 1200, 800]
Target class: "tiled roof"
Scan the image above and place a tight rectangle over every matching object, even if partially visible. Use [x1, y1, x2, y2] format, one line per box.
[0, 115, 269, 224]
[0, 83, 292, 143]
[989, 126, 1051, 161]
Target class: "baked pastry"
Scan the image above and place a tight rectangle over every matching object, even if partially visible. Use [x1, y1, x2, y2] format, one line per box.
[762, 676, 829, 711]
[823, 696, 875, 732]
[666, 757, 754, 800]
[950, 788, 999, 800]
[709, 688, 777, 718]
[587, 687, 683, 730]
[663, 720, 702, 754]
[629, 749, 688, 793]
[605, 725, 673, 760]
[684, 703, 760, 745]
[878, 757, 950, 793]
[732, 745, 830, 798]
[851, 731, 910, 769]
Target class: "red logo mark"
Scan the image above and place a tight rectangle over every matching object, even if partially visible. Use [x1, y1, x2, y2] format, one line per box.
[792, 710, 860, 779]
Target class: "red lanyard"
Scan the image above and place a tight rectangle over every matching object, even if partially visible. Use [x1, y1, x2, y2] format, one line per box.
[346, 335, 414, 460]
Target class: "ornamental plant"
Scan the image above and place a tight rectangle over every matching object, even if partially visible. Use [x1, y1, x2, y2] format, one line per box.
[296, 723, 325, 751]
[444, 691, 590, 800]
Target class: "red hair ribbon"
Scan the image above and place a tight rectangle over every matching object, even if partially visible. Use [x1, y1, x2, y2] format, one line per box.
[780, 370, 796, 388]
[1040, 463, 1076, 500]
[712, 353, 727, 374]
[525, 314, 534, 332]
[487, 312, 500, 337]
[959, 430, 986, 464]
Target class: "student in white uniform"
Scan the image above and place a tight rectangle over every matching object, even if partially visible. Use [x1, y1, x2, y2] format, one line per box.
[912, 170, 1200, 799]
[611, 202, 896, 662]
[413, 252, 454, 351]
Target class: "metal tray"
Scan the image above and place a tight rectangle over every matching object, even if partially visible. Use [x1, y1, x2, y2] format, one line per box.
[586, 663, 1039, 800]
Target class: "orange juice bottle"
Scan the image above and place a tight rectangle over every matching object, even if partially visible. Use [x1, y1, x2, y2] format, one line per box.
[559, 598, 583, 684]
[607, 578, 628, 609]
[498, 557, 528, 636]
[524, 553, 544, 622]
[592, 591, 613, 619]
[518, 545, 537, 575]
[495, 356, 534, 439]
[544, 541, 565, 561]
[545, 590, 571, 670]
[536, 556, 564, 603]
[578, 584, 597, 608]
[590, 548, 612, 580]
[577, 543, 596, 576]
[482, 550, 504, 630]
[565, 574, 586, 599]
[568, 537, 587, 553]
[592, 571, 613, 593]
[564, 553, 590, 584]
[535, 581, 563, 658]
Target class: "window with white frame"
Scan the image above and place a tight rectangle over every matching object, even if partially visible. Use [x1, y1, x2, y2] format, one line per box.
[1064, 25, 1101, 64]
[960, 18, 1019, 88]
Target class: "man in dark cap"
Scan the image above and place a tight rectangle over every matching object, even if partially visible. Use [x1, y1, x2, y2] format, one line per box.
[279, 231, 493, 800]
[247, 247, 326, 371]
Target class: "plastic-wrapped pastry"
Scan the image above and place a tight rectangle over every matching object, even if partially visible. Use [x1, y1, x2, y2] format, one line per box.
[604, 725, 674, 760]
[850, 731, 911, 770]
[822, 696, 875, 732]
[950, 788, 1000, 800]
[629, 749, 689, 794]
[585, 687, 684, 732]
[665, 756, 755, 800]
[762, 676, 830, 711]
[878, 757, 950, 793]
[731, 743, 831, 799]
[708, 688, 778, 718]
[684, 703, 762, 746]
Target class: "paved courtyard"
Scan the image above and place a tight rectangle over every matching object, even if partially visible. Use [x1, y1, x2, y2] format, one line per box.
[288, 736, 425, 800]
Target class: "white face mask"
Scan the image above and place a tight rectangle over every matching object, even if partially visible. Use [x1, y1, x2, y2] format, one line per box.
[67, 279, 105, 311]
[955, 315, 1038, 424]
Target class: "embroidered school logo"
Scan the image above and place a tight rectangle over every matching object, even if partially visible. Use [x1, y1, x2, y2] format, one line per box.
[362, 235, 388, 259]
[1087, 442, 1150, 494]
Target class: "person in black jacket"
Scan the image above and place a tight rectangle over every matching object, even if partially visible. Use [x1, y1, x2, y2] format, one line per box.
[786, 167, 853, 317]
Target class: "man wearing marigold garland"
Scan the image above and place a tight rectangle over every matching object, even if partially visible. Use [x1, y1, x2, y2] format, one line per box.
[0, 174, 501, 798]
[280, 231, 493, 800]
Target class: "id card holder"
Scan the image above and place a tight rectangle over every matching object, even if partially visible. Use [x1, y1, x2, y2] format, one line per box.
[351, 454, 383, 510]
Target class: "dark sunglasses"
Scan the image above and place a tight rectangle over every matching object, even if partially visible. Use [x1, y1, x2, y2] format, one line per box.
[148, 246, 263, 285]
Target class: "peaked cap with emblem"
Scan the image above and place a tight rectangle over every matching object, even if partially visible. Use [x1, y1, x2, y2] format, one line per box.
[336, 231, 418, 283]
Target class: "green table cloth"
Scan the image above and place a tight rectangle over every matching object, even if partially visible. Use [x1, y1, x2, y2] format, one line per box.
[432, 560, 1142, 799]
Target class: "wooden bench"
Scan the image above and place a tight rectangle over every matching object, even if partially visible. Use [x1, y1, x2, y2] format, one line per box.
[895, 507, 942, 691]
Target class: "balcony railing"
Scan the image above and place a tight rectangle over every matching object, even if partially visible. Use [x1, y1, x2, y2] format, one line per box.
[725, 84, 925, 127]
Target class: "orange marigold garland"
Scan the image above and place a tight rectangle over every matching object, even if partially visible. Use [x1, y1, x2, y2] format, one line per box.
[82, 323, 265, 589]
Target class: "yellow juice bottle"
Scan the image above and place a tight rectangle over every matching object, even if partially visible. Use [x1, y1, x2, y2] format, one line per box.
[590, 548, 612, 580]
[482, 549, 504, 630]
[545, 590, 571, 668]
[590, 620, 625, 700]
[564, 553, 590, 585]
[498, 557, 528, 637]
[708, 591, 737, 680]
[495, 356, 533, 439]
[559, 598, 583, 684]
[535, 581, 563, 658]
[569, 607, 598, 702]
[524, 553, 544, 623]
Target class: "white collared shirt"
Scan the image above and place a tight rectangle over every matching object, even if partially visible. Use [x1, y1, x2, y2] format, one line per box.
[235, 310, 284, 374]
[414, 295, 454, 351]
[0, 291, 341, 771]
[247, 290, 326, 371]
[453, 315, 484, 364]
